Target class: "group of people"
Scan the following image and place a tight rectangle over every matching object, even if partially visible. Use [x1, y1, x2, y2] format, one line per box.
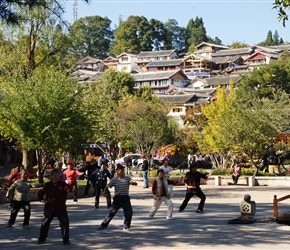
[4, 156, 212, 245]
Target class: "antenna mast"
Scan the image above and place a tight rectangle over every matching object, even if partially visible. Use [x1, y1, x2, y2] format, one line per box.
[72, 0, 78, 23]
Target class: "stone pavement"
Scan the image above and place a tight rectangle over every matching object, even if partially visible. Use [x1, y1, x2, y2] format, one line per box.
[1, 181, 290, 250]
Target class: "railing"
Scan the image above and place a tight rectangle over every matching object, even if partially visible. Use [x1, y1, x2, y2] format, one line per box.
[273, 194, 290, 218]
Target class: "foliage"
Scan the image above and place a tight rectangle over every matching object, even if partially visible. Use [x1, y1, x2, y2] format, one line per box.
[229, 41, 249, 48]
[0, 0, 89, 25]
[68, 15, 114, 59]
[273, 0, 290, 26]
[163, 19, 186, 52]
[113, 95, 174, 157]
[0, 67, 90, 181]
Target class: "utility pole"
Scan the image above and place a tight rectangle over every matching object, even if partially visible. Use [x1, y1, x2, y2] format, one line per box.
[72, 0, 78, 23]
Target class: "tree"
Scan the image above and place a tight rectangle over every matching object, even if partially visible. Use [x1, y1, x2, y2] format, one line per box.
[229, 41, 249, 49]
[0, 67, 90, 182]
[0, 0, 88, 25]
[113, 96, 173, 156]
[273, 0, 290, 26]
[110, 15, 153, 55]
[84, 69, 136, 160]
[163, 19, 186, 52]
[68, 16, 114, 59]
[185, 17, 208, 53]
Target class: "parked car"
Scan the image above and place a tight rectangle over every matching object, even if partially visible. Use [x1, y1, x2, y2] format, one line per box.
[115, 153, 144, 170]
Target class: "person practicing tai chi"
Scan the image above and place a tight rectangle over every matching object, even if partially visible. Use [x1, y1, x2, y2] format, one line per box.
[97, 164, 138, 231]
[148, 168, 179, 220]
[179, 162, 211, 213]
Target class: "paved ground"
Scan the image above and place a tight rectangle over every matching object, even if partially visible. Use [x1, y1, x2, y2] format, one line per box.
[1, 166, 290, 249]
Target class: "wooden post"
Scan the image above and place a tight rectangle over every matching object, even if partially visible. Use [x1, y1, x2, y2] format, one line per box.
[273, 195, 278, 218]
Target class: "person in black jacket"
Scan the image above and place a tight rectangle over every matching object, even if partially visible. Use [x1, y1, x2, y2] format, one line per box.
[141, 155, 149, 188]
[79, 159, 98, 197]
[179, 162, 211, 213]
[89, 162, 112, 209]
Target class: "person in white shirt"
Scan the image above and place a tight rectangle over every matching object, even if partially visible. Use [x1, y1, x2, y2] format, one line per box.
[159, 159, 179, 196]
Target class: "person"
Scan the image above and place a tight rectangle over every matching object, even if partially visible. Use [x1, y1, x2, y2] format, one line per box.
[79, 159, 98, 197]
[232, 161, 241, 184]
[5, 169, 31, 229]
[97, 164, 138, 231]
[38, 169, 71, 245]
[141, 155, 149, 188]
[123, 154, 133, 175]
[159, 159, 179, 196]
[179, 162, 210, 213]
[89, 162, 112, 209]
[148, 169, 179, 220]
[63, 162, 84, 203]
[98, 154, 109, 167]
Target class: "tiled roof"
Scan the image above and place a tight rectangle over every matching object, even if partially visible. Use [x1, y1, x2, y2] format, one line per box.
[147, 59, 183, 67]
[156, 94, 198, 104]
[137, 49, 176, 57]
[132, 70, 184, 81]
[195, 42, 229, 50]
[212, 55, 242, 64]
[212, 47, 253, 57]
[203, 75, 241, 86]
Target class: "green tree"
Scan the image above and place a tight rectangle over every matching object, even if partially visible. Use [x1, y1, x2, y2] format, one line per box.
[163, 19, 186, 52]
[0, 67, 89, 182]
[229, 41, 249, 49]
[0, 0, 89, 24]
[273, 0, 290, 26]
[84, 69, 136, 160]
[110, 15, 153, 55]
[185, 17, 208, 52]
[113, 96, 173, 156]
[68, 15, 114, 59]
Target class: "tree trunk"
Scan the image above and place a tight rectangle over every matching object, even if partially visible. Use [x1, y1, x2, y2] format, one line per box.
[36, 149, 44, 183]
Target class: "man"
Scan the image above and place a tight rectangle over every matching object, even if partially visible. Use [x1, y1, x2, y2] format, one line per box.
[148, 169, 179, 220]
[79, 159, 98, 197]
[38, 169, 71, 245]
[89, 162, 112, 209]
[141, 155, 149, 188]
[97, 164, 138, 231]
[179, 162, 210, 213]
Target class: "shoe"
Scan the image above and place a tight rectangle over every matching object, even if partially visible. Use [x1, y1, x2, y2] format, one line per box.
[166, 217, 175, 220]
[63, 241, 71, 245]
[143, 186, 149, 188]
[5, 223, 12, 228]
[84, 195, 89, 198]
[97, 226, 106, 230]
[95, 206, 99, 209]
[7, 205, 11, 209]
[179, 208, 183, 212]
[73, 201, 78, 204]
[23, 225, 29, 229]
[38, 240, 45, 244]
[123, 228, 131, 231]
[196, 209, 204, 213]
[148, 215, 153, 219]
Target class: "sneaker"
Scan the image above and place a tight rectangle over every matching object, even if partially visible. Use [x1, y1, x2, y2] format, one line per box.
[179, 208, 183, 212]
[147, 215, 153, 219]
[97, 226, 106, 230]
[7, 205, 11, 209]
[63, 241, 71, 245]
[196, 209, 204, 213]
[123, 228, 131, 231]
[95, 206, 99, 209]
[166, 217, 175, 220]
[38, 240, 45, 244]
[5, 223, 12, 228]
[23, 225, 29, 229]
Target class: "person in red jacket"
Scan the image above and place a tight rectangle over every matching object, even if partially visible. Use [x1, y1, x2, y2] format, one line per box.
[232, 161, 241, 184]
[63, 163, 84, 203]
[38, 169, 71, 245]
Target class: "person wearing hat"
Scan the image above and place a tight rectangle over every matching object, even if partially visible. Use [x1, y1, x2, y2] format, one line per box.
[179, 162, 211, 213]
[148, 168, 180, 220]
[89, 162, 112, 209]
[97, 164, 138, 231]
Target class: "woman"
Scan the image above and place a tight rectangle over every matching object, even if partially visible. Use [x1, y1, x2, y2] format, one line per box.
[5, 169, 31, 229]
[232, 161, 241, 184]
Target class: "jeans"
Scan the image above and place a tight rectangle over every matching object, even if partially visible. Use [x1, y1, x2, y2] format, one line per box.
[143, 171, 148, 187]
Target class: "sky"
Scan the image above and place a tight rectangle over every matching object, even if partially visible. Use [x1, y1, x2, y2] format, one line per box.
[63, 0, 290, 46]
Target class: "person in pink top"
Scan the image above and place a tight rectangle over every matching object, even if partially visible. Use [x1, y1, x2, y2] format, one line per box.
[63, 163, 84, 203]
